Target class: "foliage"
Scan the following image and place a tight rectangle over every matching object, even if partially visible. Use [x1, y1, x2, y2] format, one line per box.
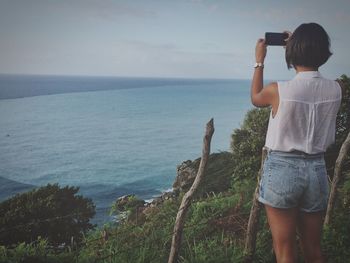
[0, 184, 95, 247]
[0, 238, 48, 263]
[78, 192, 245, 263]
[325, 75, 350, 178]
[321, 75, 350, 262]
[322, 169, 350, 263]
[179, 192, 246, 263]
[0, 237, 79, 263]
[230, 108, 270, 182]
[335, 75, 350, 144]
[79, 198, 180, 263]
[254, 216, 274, 263]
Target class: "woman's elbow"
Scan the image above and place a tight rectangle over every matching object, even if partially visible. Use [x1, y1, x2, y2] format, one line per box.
[251, 97, 269, 108]
[251, 100, 259, 107]
[251, 96, 262, 107]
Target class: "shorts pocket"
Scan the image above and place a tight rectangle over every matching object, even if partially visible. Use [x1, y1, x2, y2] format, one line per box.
[266, 160, 298, 195]
[314, 164, 329, 195]
[259, 159, 269, 198]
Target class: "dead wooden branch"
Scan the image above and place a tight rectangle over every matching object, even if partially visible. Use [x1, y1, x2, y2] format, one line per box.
[168, 118, 214, 263]
[324, 131, 350, 225]
[243, 147, 268, 262]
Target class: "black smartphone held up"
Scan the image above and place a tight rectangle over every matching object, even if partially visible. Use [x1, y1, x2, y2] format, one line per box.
[265, 32, 289, 46]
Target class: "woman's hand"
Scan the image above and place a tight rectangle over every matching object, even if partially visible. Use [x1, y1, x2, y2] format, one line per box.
[255, 38, 267, 63]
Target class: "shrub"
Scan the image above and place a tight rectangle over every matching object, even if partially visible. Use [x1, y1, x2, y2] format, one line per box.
[0, 184, 95, 247]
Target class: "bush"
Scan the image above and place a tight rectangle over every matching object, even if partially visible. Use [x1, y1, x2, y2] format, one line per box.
[0, 237, 79, 263]
[0, 184, 95, 247]
[230, 108, 270, 183]
[325, 75, 350, 177]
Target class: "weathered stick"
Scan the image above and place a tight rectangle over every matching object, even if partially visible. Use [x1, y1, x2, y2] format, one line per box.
[324, 131, 350, 225]
[168, 118, 214, 263]
[243, 147, 268, 262]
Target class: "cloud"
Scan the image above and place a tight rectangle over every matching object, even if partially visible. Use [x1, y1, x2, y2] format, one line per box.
[188, 0, 220, 13]
[235, 2, 350, 28]
[50, 0, 157, 20]
[208, 4, 218, 12]
[109, 39, 243, 78]
[237, 7, 307, 23]
[333, 11, 350, 24]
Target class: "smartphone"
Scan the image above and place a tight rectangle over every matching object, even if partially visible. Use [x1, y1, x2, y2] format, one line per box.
[265, 32, 289, 46]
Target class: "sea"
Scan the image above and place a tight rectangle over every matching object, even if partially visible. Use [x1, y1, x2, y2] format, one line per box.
[0, 74, 252, 225]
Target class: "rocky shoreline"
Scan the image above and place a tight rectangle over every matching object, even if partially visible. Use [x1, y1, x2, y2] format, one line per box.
[115, 151, 235, 221]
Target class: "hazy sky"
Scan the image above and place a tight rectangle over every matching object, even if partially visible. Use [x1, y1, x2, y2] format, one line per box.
[0, 0, 349, 80]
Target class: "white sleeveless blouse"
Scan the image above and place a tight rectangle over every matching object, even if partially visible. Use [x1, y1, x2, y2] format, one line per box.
[265, 71, 342, 154]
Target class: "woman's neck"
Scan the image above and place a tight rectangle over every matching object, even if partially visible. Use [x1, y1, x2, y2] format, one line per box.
[295, 66, 318, 73]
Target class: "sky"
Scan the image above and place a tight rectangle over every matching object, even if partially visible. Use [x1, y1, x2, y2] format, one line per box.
[0, 0, 349, 80]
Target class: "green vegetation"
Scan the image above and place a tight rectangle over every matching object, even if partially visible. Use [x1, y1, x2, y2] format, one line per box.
[0, 75, 349, 262]
[0, 184, 95, 247]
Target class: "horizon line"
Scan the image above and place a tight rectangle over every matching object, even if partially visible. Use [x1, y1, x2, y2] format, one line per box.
[0, 72, 249, 81]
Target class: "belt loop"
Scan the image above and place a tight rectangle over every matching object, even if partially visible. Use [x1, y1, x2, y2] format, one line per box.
[265, 146, 271, 153]
[263, 146, 270, 161]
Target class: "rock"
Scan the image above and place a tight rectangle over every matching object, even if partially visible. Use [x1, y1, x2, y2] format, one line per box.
[148, 189, 179, 207]
[115, 194, 145, 212]
[172, 152, 235, 196]
[173, 160, 197, 192]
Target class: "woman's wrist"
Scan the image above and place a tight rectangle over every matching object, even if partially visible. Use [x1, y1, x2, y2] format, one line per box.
[254, 62, 264, 69]
[255, 39, 267, 63]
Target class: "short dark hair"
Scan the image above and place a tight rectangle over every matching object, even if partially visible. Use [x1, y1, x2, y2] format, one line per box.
[285, 23, 332, 69]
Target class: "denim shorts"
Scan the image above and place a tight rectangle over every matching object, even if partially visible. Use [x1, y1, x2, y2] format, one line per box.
[258, 149, 329, 212]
